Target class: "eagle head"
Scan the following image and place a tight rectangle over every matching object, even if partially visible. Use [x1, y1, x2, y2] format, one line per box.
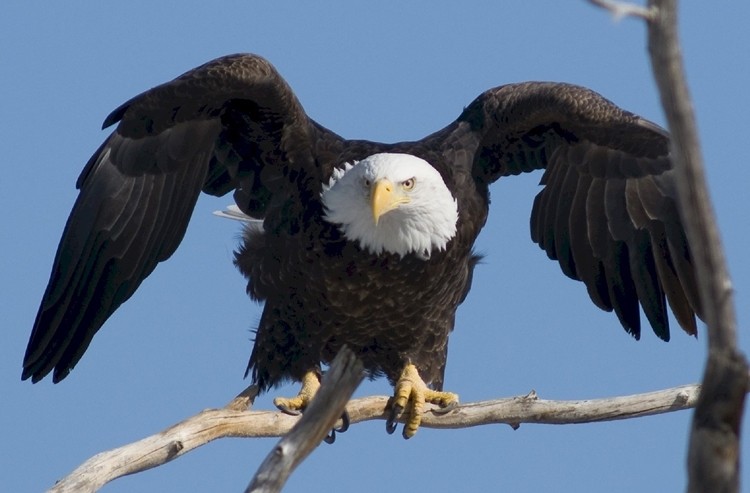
[321, 153, 458, 259]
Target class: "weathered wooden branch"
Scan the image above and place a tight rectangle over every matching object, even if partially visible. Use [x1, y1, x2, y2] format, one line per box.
[646, 3, 739, 349]
[586, 0, 655, 20]
[246, 346, 365, 493]
[592, 1, 750, 491]
[49, 382, 711, 492]
[644, 1, 749, 492]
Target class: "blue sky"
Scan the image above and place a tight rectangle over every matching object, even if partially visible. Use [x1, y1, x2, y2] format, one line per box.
[2, 2, 748, 492]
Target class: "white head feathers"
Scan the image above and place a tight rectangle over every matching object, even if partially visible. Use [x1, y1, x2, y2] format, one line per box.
[321, 153, 458, 259]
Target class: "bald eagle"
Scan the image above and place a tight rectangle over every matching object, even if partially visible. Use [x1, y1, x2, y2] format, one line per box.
[23, 54, 702, 438]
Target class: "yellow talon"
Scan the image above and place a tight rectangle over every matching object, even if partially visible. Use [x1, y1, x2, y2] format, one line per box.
[388, 364, 459, 439]
[273, 371, 321, 414]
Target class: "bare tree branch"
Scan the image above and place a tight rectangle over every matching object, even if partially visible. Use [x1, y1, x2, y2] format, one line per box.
[47, 384, 259, 493]
[643, 1, 748, 491]
[647, 2, 738, 349]
[49, 382, 716, 492]
[246, 346, 365, 493]
[589, 1, 748, 490]
[586, 0, 656, 20]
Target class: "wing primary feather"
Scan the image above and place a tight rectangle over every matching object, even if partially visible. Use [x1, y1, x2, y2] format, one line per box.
[603, 242, 641, 339]
[569, 173, 612, 311]
[553, 157, 581, 279]
[586, 177, 608, 259]
[628, 229, 670, 340]
[539, 157, 566, 259]
[635, 174, 702, 330]
[651, 232, 699, 336]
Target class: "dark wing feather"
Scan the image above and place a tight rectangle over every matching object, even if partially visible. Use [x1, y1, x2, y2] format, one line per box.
[23, 54, 334, 382]
[457, 82, 702, 340]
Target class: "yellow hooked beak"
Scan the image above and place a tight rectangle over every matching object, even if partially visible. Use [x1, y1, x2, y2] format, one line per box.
[371, 179, 410, 225]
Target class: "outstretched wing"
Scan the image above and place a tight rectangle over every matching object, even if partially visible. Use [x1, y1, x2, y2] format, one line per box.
[24, 54, 332, 383]
[458, 82, 701, 340]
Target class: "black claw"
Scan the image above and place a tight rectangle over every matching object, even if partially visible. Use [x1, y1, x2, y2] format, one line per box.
[335, 410, 350, 434]
[276, 404, 303, 416]
[323, 410, 349, 444]
[431, 401, 459, 415]
[324, 429, 336, 444]
[385, 404, 403, 435]
[402, 427, 412, 440]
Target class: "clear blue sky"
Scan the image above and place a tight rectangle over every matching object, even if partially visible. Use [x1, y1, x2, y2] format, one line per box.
[2, 2, 748, 492]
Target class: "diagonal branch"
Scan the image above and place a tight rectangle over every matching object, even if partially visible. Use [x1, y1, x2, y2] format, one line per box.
[245, 346, 365, 493]
[48, 382, 717, 492]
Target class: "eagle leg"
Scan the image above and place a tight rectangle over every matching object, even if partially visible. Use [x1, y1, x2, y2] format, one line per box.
[273, 370, 350, 443]
[386, 364, 459, 439]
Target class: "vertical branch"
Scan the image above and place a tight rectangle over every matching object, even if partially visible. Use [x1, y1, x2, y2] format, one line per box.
[646, 0, 735, 348]
[645, 1, 749, 492]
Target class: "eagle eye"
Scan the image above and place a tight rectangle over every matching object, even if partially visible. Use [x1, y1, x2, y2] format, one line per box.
[401, 178, 416, 191]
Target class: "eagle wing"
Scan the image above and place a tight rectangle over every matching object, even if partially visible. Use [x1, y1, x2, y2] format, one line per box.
[23, 54, 336, 383]
[457, 82, 701, 340]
